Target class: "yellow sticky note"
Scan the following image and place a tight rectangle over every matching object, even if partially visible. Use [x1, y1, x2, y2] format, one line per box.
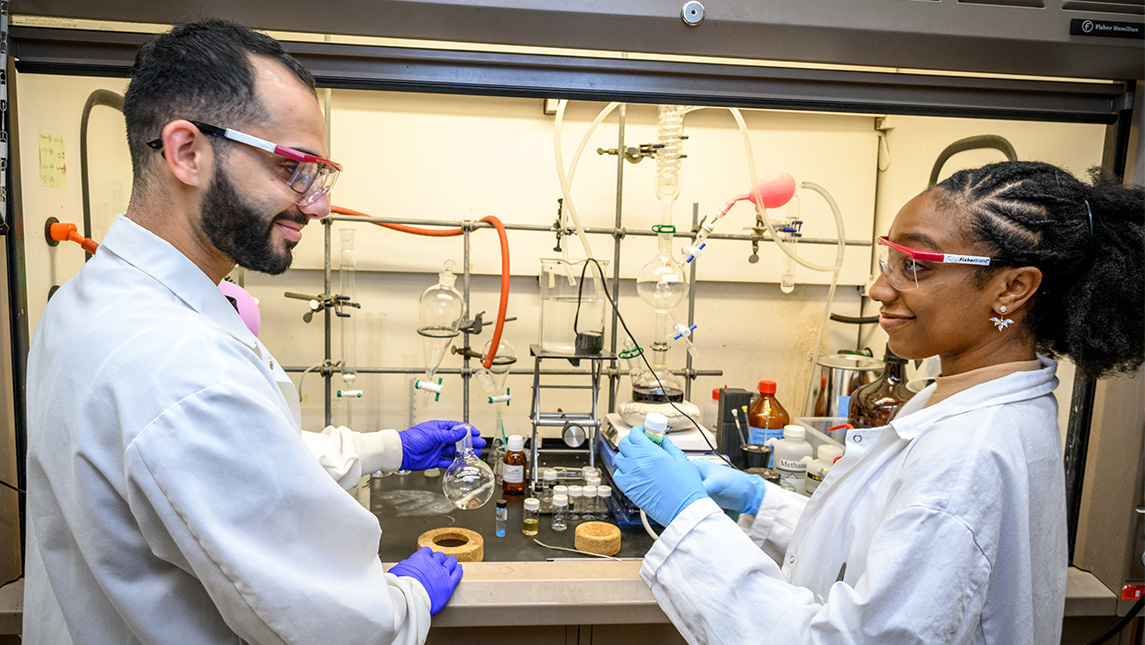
[39, 134, 66, 189]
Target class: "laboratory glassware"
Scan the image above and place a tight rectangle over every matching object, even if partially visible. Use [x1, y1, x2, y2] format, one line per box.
[502, 434, 527, 495]
[551, 494, 569, 532]
[848, 348, 914, 428]
[442, 424, 495, 510]
[523, 498, 540, 536]
[415, 261, 464, 405]
[495, 499, 508, 537]
[568, 485, 583, 522]
[538, 258, 608, 354]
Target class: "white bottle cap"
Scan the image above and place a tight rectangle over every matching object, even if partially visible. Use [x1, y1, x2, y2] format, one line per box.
[586, 475, 601, 487]
[524, 497, 540, 511]
[552, 494, 568, 507]
[543, 467, 558, 481]
[819, 445, 845, 461]
[507, 434, 525, 451]
[597, 485, 612, 497]
[783, 424, 805, 440]
[568, 485, 583, 498]
[582, 485, 597, 498]
[644, 412, 669, 435]
[553, 485, 568, 496]
[581, 466, 599, 477]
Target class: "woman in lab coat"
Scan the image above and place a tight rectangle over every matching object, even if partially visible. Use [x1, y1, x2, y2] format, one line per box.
[613, 161, 1144, 644]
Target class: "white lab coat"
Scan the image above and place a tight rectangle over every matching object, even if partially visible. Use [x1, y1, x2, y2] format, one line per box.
[642, 357, 1066, 644]
[24, 216, 429, 644]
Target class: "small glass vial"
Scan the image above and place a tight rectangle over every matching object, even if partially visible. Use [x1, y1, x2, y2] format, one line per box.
[495, 499, 507, 537]
[551, 494, 569, 532]
[541, 468, 558, 506]
[522, 497, 540, 536]
[553, 484, 568, 512]
[582, 466, 599, 481]
[568, 485, 583, 522]
[597, 485, 613, 522]
[581, 485, 597, 520]
[502, 434, 527, 495]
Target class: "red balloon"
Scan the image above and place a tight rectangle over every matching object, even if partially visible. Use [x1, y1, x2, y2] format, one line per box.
[747, 170, 796, 209]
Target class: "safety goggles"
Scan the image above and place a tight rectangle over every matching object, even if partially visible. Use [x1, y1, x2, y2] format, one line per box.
[147, 120, 342, 206]
[876, 235, 1016, 290]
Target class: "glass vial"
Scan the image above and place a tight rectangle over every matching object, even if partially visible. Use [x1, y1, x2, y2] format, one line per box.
[581, 485, 597, 520]
[568, 485, 583, 522]
[495, 499, 507, 537]
[502, 434, 527, 495]
[597, 485, 613, 522]
[541, 468, 557, 506]
[551, 494, 569, 532]
[523, 497, 540, 536]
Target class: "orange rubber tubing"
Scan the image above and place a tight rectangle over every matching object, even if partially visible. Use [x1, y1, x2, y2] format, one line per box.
[330, 205, 510, 370]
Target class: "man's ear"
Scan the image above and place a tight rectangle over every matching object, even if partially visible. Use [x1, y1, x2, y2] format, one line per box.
[158, 120, 214, 189]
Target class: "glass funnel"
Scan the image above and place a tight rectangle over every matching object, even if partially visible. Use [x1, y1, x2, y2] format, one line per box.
[442, 424, 495, 510]
[416, 261, 464, 404]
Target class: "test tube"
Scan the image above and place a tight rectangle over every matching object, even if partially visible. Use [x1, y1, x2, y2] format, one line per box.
[581, 485, 597, 520]
[568, 485, 583, 522]
[597, 485, 613, 522]
[495, 499, 507, 537]
[551, 494, 568, 531]
[522, 497, 540, 536]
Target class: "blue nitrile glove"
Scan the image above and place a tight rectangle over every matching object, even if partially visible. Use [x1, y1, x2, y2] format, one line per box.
[693, 459, 767, 515]
[613, 426, 707, 527]
[388, 546, 463, 616]
[400, 421, 487, 471]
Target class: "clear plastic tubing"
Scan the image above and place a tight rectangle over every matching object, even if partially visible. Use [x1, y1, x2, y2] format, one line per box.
[554, 99, 621, 261]
[551, 494, 569, 531]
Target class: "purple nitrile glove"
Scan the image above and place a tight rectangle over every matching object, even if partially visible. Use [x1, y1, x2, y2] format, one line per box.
[399, 420, 487, 471]
[388, 546, 463, 616]
[613, 426, 707, 527]
[693, 459, 767, 515]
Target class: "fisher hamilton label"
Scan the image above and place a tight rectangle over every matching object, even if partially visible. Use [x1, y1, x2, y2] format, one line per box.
[1070, 19, 1143, 39]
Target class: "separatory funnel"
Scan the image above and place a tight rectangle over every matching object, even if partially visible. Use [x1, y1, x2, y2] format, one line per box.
[442, 424, 495, 510]
[416, 261, 464, 405]
[474, 338, 517, 479]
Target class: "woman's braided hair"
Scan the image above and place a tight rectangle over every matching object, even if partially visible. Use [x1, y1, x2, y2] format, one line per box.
[934, 161, 1144, 379]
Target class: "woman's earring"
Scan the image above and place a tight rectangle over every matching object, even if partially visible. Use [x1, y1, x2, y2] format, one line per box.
[990, 311, 1014, 331]
[999, 305, 1008, 314]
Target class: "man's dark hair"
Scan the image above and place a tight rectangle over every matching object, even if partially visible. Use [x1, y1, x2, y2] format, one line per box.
[122, 19, 316, 186]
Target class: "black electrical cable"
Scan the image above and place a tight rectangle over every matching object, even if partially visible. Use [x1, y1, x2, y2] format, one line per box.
[0, 480, 24, 494]
[1085, 595, 1145, 645]
[573, 259, 736, 468]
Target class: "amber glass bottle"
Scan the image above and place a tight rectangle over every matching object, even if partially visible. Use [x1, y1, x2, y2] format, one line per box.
[848, 348, 914, 428]
[502, 434, 527, 495]
[747, 380, 790, 447]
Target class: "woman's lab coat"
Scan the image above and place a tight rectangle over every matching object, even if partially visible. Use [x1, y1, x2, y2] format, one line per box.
[24, 216, 428, 644]
[641, 358, 1067, 644]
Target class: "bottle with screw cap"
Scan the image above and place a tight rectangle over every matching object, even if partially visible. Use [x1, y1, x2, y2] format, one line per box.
[551, 494, 569, 531]
[522, 497, 540, 536]
[801, 445, 844, 495]
[749, 380, 789, 467]
[502, 434, 527, 495]
[581, 485, 598, 520]
[568, 485, 583, 521]
[765, 424, 814, 494]
[643, 412, 670, 444]
[495, 499, 507, 537]
[596, 485, 613, 522]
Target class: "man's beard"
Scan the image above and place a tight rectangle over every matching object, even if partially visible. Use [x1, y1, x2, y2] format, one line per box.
[203, 170, 303, 276]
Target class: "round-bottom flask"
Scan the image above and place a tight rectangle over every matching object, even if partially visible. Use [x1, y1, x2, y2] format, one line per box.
[442, 424, 495, 510]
